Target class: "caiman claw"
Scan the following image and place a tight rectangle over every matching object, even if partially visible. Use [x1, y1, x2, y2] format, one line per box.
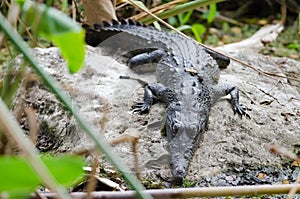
[233, 103, 246, 118]
[132, 102, 150, 114]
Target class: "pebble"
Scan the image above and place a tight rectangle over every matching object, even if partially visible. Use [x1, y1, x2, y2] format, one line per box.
[193, 162, 300, 198]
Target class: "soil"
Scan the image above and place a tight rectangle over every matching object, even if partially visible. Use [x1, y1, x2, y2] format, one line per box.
[12, 45, 300, 187]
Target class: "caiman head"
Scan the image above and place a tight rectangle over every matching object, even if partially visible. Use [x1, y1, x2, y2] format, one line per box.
[165, 101, 209, 183]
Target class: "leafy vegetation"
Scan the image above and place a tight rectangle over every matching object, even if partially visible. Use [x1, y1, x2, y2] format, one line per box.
[0, 156, 84, 198]
[18, 0, 85, 73]
[167, 3, 218, 42]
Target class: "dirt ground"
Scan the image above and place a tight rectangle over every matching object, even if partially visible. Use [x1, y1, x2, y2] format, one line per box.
[13, 45, 300, 183]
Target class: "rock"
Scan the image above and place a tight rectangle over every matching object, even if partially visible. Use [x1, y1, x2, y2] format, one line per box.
[11, 45, 300, 184]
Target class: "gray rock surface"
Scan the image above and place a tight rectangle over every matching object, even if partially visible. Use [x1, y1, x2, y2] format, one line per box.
[13, 46, 300, 183]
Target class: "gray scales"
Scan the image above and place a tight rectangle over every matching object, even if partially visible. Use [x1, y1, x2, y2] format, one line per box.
[85, 19, 247, 183]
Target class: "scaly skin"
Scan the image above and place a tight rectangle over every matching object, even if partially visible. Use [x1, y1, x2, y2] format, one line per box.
[85, 19, 246, 183]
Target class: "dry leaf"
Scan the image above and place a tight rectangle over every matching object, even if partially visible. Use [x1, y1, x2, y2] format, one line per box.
[257, 173, 266, 179]
[82, 0, 117, 26]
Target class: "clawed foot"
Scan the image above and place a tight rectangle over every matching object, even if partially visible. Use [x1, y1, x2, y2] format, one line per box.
[233, 104, 250, 119]
[132, 102, 150, 114]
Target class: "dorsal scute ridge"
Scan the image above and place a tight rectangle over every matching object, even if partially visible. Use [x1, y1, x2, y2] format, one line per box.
[120, 18, 128, 25]
[100, 19, 149, 29]
[112, 19, 120, 26]
[93, 23, 102, 30]
[102, 21, 112, 27]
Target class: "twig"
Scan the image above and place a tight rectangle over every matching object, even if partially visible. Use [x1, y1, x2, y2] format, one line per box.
[31, 184, 300, 199]
[268, 145, 300, 163]
[251, 81, 285, 106]
[24, 107, 39, 145]
[86, 157, 99, 199]
[287, 172, 300, 199]
[280, 0, 286, 24]
[110, 129, 141, 180]
[268, 145, 300, 199]
[33, 191, 48, 199]
[71, 0, 76, 21]
[126, 0, 300, 83]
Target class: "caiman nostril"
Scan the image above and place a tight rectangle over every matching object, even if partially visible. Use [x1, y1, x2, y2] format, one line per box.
[174, 167, 186, 177]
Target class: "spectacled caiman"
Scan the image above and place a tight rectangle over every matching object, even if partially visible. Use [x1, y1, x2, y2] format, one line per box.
[85, 19, 247, 183]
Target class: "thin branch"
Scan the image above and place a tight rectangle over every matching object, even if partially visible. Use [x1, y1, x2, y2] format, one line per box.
[32, 184, 300, 199]
[287, 172, 300, 199]
[268, 145, 300, 163]
[280, 0, 286, 24]
[86, 158, 99, 199]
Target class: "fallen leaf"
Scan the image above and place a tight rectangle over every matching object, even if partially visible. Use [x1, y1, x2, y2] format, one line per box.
[257, 173, 266, 179]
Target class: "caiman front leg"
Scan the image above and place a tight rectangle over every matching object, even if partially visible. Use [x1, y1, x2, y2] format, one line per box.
[132, 83, 168, 114]
[212, 84, 246, 117]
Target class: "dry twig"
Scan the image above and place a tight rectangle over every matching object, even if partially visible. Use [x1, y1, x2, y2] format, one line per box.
[31, 184, 300, 199]
[110, 128, 141, 179]
[24, 107, 39, 145]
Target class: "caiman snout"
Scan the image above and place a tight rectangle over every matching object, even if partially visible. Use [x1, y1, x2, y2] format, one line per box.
[173, 166, 186, 181]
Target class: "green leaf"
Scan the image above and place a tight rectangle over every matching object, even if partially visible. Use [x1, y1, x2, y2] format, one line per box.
[182, 10, 193, 25]
[286, 43, 300, 50]
[167, 16, 178, 26]
[0, 156, 84, 198]
[178, 11, 193, 26]
[0, 157, 40, 197]
[207, 3, 217, 24]
[42, 155, 85, 186]
[178, 13, 184, 26]
[19, 1, 85, 73]
[177, 25, 192, 32]
[191, 23, 206, 42]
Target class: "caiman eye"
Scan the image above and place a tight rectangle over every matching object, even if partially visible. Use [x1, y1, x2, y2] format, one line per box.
[190, 124, 198, 132]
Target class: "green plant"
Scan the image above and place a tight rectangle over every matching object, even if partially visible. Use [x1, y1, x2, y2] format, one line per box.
[167, 3, 218, 42]
[183, 179, 196, 188]
[0, 156, 84, 199]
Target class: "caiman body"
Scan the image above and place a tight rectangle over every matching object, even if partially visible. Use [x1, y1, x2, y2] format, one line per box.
[85, 19, 246, 182]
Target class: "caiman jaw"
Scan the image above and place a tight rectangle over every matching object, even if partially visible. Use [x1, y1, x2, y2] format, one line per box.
[172, 156, 189, 182]
[167, 118, 203, 182]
